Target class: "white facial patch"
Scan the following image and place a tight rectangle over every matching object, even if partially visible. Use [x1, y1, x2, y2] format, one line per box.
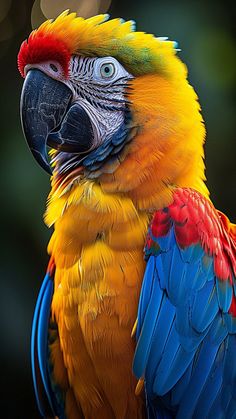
[64, 55, 133, 146]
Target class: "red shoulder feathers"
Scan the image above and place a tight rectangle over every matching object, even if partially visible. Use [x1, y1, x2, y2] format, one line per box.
[149, 188, 236, 282]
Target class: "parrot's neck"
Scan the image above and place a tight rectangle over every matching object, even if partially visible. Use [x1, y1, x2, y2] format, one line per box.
[97, 149, 209, 212]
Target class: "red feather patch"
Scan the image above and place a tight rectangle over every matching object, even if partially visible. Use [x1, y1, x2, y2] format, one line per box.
[149, 188, 236, 282]
[17, 32, 71, 78]
[229, 295, 236, 317]
[47, 256, 55, 277]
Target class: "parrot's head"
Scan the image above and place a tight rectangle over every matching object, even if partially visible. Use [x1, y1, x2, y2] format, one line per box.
[18, 11, 208, 210]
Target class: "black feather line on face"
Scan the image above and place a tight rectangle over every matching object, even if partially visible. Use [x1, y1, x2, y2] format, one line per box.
[52, 108, 138, 178]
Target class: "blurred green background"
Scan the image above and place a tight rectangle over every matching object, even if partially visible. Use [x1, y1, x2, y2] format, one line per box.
[0, 0, 235, 417]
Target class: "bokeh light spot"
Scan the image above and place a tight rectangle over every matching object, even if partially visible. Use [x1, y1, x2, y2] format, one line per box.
[98, 0, 112, 13]
[31, 0, 46, 29]
[40, 0, 102, 19]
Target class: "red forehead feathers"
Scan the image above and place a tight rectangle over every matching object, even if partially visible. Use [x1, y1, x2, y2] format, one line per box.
[17, 33, 71, 78]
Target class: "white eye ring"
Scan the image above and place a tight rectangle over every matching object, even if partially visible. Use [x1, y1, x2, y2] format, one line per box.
[100, 62, 116, 78]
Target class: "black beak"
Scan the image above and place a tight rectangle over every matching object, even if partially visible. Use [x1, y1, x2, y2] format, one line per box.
[20, 69, 94, 174]
[20, 69, 72, 174]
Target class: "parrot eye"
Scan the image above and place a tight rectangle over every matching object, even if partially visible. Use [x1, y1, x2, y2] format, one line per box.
[100, 62, 116, 79]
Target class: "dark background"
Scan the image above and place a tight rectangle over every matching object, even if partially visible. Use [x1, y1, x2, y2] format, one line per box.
[0, 0, 235, 417]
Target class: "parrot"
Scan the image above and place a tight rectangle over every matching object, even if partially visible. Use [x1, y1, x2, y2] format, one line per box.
[18, 11, 236, 419]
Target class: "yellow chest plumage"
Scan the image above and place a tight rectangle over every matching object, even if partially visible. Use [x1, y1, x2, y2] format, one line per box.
[45, 179, 149, 417]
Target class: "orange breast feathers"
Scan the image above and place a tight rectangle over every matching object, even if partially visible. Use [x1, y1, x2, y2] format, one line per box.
[45, 180, 149, 417]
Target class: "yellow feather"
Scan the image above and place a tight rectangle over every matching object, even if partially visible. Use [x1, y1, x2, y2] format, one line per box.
[79, 241, 117, 287]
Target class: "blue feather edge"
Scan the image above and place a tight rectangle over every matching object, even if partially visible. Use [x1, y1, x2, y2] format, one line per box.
[31, 272, 56, 417]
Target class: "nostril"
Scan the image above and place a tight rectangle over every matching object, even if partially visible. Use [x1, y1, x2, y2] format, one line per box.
[50, 63, 58, 72]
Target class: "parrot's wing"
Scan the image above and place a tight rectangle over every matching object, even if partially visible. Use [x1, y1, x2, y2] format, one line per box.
[133, 188, 236, 419]
[31, 266, 65, 418]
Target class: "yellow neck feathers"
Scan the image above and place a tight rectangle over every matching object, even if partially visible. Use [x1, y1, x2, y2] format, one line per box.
[97, 72, 209, 210]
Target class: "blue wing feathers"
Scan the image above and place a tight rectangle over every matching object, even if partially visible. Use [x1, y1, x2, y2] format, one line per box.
[223, 313, 236, 333]
[170, 360, 193, 406]
[208, 390, 225, 419]
[177, 315, 227, 419]
[216, 279, 233, 312]
[31, 271, 64, 418]
[145, 296, 176, 394]
[153, 334, 194, 396]
[225, 399, 236, 419]
[136, 255, 156, 337]
[191, 264, 209, 290]
[155, 227, 175, 252]
[133, 263, 164, 378]
[37, 276, 54, 412]
[167, 245, 188, 305]
[31, 273, 54, 417]
[193, 341, 224, 418]
[135, 224, 236, 418]
[222, 334, 236, 414]
[155, 257, 166, 289]
[175, 303, 206, 351]
[191, 280, 219, 332]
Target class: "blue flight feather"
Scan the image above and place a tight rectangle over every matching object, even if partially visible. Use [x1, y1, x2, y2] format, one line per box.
[155, 256, 166, 289]
[136, 255, 155, 338]
[145, 295, 176, 395]
[31, 271, 63, 418]
[175, 302, 208, 352]
[170, 360, 193, 406]
[191, 280, 219, 332]
[31, 273, 54, 417]
[133, 268, 163, 378]
[193, 341, 224, 418]
[215, 278, 233, 313]
[37, 276, 54, 412]
[156, 227, 175, 253]
[225, 399, 236, 419]
[221, 334, 236, 407]
[223, 312, 236, 333]
[153, 328, 194, 396]
[176, 337, 219, 419]
[167, 245, 188, 305]
[207, 390, 224, 419]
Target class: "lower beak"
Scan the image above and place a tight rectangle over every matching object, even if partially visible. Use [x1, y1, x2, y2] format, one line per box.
[20, 69, 72, 174]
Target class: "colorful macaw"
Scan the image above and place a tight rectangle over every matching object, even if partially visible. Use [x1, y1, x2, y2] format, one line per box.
[18, 11, 236, 419]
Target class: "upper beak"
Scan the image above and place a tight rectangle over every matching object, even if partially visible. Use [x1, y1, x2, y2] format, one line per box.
[20, 69, 72, 174]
